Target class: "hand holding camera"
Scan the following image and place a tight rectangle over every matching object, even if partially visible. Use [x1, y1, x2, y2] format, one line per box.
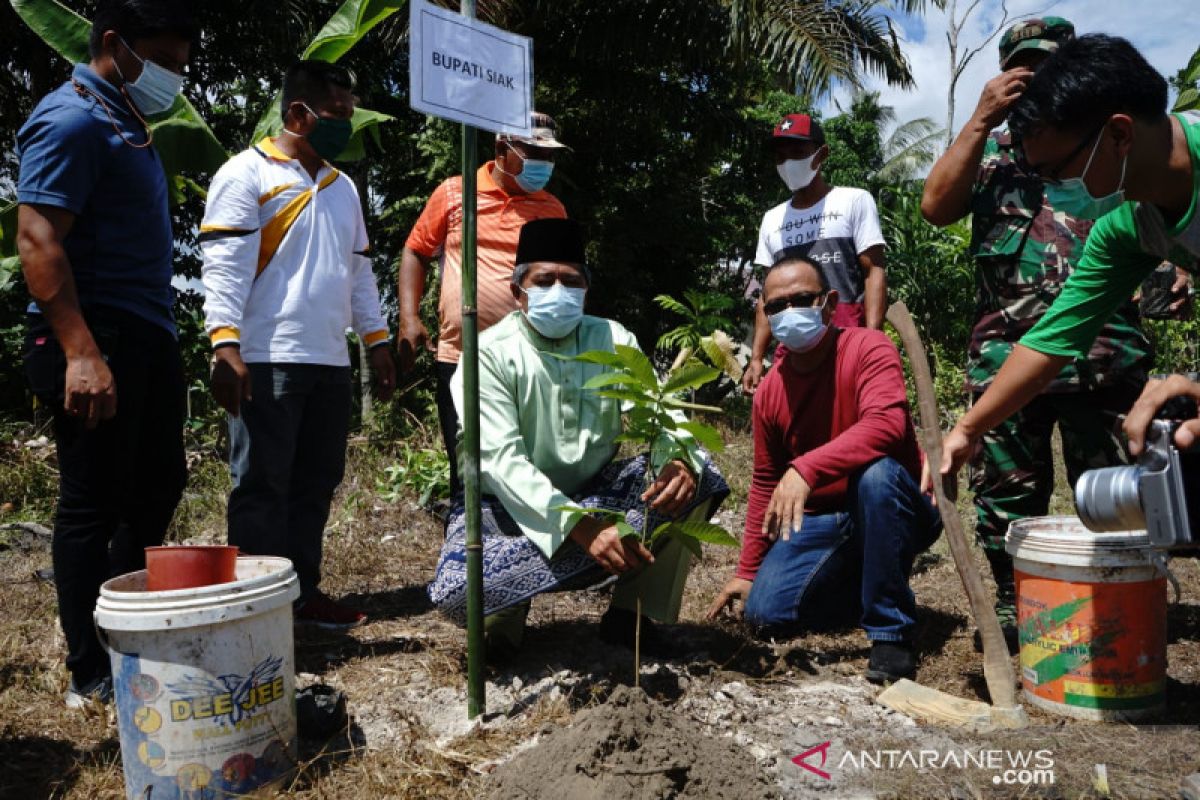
[1075, 374, 1200, 551]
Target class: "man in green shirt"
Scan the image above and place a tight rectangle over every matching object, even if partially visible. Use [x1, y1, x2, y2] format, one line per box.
[940, 34, 1200, 480]
[427, 218, 729, 655]
[921, 19, 1151, 650]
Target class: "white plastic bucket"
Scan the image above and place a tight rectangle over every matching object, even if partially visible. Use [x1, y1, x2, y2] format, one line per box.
[1006, 516, 1167, 721]
[95, 556, 301, 798]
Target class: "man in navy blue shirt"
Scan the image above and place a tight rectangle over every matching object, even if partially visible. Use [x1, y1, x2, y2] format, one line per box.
[17, 0, 197, 707]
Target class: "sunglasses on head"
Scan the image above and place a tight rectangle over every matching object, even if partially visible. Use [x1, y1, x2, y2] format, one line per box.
[764, 291, 826, 316]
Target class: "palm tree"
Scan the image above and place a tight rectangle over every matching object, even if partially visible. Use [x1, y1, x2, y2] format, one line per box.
[728, 0, 923, 99]
[878, 116, 942, 182]
[836, 89, 944, 184]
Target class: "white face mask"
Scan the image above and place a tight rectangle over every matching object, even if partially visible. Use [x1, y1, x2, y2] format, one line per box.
[114, 36, 183, 116]
[777, 153, 819, 192]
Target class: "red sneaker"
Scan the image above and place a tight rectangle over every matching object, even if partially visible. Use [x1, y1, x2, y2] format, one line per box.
[294, 593, 367, 630]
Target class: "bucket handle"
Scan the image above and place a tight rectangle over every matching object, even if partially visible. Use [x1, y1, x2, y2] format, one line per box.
[1149, 550, 1182, 604]
[92, 611, 116, 656]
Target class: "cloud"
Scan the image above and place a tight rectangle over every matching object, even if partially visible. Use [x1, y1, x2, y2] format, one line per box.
[820, 0, 1195, 165]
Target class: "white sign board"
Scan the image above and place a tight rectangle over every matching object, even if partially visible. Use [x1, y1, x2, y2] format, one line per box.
[409, 0, 533, 136]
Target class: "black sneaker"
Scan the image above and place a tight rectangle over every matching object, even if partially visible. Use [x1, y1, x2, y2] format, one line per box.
[865, 642, 916, 684]
[598, 607, 660, 653]
[65, 675, 113, 709]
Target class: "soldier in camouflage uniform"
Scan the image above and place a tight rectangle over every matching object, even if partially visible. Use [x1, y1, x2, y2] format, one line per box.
[921, 17, 1152, 649]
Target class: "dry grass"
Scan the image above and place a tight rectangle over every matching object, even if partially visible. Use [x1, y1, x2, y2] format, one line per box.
[4, 422, 1200, 799]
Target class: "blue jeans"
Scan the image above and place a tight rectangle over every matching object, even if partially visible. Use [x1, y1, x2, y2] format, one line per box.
[744, 457, 941, 642]
[227, 364, 351, 599]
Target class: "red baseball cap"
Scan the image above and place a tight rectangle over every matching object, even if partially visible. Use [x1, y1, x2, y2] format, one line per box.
[771, 113, 825, 144]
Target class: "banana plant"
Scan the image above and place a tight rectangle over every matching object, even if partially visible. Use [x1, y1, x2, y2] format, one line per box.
[555, 344, 737, 686]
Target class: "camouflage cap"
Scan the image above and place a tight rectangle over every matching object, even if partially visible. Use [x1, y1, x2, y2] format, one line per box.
[998, 17, 1075, 68]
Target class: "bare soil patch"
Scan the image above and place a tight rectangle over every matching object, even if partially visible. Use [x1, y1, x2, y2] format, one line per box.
[4, 433, 1200, 798]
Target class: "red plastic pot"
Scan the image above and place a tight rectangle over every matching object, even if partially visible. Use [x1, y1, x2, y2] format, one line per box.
[144, 545, 239, 591]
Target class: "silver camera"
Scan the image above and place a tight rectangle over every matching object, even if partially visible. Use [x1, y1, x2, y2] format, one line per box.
[1075, 403, 1200, 550]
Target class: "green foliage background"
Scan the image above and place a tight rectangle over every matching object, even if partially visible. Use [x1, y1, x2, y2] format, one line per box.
[0, 3, 1196, 461]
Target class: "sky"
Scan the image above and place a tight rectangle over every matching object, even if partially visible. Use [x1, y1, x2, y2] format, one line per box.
[820, 0, 1197, 156]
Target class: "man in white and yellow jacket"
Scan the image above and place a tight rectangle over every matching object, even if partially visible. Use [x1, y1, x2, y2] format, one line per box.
[200, 60, 394, 629]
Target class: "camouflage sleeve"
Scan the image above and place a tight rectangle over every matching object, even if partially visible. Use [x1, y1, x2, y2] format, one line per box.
[1020, 208, 1161, 358]
[973, 133, 1004, 194]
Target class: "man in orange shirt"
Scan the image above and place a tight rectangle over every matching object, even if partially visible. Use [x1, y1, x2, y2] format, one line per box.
[399, 112, 568, 493]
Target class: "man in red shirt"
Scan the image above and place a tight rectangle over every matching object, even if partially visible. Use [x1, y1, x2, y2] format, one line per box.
[707, 256, 940, 682]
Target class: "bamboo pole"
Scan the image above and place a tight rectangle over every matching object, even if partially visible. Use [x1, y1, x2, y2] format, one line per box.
[460, 0, 485, 720]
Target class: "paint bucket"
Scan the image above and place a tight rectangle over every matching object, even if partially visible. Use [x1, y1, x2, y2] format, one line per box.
[95, 557, 300, 798]
[145, 545, 239, 591]
[1006, 516, 1167, 721]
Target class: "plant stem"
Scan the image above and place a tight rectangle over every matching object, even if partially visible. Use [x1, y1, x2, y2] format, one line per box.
[634, 596, 642, 689]
[634, 444, 654, 688]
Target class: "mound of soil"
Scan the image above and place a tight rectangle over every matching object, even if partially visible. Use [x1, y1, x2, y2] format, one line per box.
[485, 685, 777, 800]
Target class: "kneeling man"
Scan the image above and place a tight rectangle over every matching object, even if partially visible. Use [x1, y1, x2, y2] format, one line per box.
[707, 256, 940, 682]
[429, 218, 729, 654]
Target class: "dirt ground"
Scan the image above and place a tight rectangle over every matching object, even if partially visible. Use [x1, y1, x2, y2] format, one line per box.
[4, 430, 1200, 799]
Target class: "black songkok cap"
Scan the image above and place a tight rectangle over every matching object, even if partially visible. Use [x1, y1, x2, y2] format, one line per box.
[515, 218, 587, 267]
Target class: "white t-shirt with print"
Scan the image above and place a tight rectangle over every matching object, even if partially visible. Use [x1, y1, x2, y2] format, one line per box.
[754, 186, 885, 303]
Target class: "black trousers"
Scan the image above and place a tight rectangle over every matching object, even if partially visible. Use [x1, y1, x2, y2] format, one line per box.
[435, 361, 461, 496]
[227, 364, 351, 599]
[24, 308, 186, 686]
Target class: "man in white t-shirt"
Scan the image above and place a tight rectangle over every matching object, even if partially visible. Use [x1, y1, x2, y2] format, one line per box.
[743, 114, 887, 393]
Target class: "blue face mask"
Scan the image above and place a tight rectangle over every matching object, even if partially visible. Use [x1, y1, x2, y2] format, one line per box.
[115, 37, 183, 116]
[769, 305, 827, 352]
[1043, 130, 1128, 220]
[522, 283, 586, 339]
[515, 158, 554, 192]
[500, 146, 555, 192]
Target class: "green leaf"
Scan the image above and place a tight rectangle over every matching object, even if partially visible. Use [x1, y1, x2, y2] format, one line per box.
[615, 520, 638, 539]
[302, 0, 405, 62]
[649, 521, 673, 543]
[597, 388, 655, 405]
[614, 344, 658, 389]
[1176, 87, 1200, 113]
[648, 522, 705, 558]
[675, 533, 704, 558]
[662, 361, 720, 394]
[669, 520, 740, 547]
[0, 200, 17, 261]
[582, 372, 646, 390]
[551, 504, 625, 524]
[677, 421, 725, 453]
[662, 397, 724, 414]
[651, 437, 688, 472]
[573, 350, 629, 368]
[149, 97, 230, 179]
[0, 256, 19, 292]
[10, 0, 90, 63]
[653, 294, 691, 316]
